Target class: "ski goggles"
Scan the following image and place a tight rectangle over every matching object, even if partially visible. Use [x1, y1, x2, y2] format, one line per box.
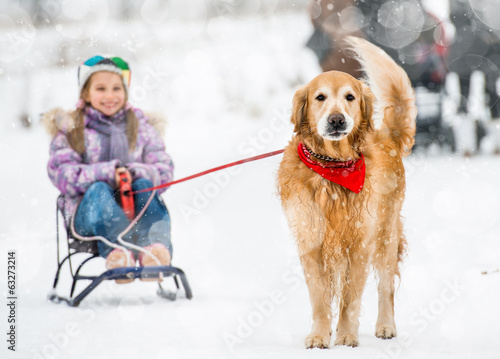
[78, 55, 131, 91]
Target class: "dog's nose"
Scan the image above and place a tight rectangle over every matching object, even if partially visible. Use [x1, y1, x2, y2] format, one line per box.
[327, 113, 345, 126]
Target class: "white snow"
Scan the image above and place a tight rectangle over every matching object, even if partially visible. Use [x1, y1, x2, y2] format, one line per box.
[1, 6, 500, 359]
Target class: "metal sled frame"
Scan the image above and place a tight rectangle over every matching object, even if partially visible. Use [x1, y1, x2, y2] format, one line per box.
[49, 196, 192, 307]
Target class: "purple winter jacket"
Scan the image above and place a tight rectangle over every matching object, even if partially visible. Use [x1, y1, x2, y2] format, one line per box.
[45, 105, 174, 224]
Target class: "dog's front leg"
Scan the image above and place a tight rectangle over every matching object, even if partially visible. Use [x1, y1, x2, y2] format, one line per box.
[373, 201, 405, 340]
[374, 218, 403, 339]
[335, 249, 370, 347]
[301, 247, 333, 349]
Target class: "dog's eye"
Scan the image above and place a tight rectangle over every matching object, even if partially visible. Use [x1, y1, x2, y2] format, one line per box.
[346, 94, 355, 101]
[315, 94, 325, 101]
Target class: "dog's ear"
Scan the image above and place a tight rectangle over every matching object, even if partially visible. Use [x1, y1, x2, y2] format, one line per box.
[360, 82, 375, 130]
[291, 86, 307, 133]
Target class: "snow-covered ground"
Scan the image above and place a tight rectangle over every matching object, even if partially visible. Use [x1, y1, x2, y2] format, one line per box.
[1, 6, 500, 359]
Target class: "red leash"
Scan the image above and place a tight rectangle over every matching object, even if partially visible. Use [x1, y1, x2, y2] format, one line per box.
[130, 149, 285, 195]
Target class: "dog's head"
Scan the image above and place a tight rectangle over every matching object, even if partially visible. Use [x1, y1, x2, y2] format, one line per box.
[291, 71, 375, 147]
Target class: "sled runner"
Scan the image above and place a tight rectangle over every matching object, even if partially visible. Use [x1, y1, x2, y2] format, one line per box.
[48, 195, 193, 307]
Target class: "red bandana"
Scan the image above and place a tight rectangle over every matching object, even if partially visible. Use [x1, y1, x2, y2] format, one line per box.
[297, 143, 365, 193]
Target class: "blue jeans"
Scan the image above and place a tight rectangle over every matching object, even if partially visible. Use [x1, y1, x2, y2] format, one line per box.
[73, 179, 172, 258]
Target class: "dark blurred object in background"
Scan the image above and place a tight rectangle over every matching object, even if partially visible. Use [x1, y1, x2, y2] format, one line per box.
[20, 113, 32, 128]
[446, 0, 500, 120]
[307, 0, 447, 90]
[307, 0, 365, 78]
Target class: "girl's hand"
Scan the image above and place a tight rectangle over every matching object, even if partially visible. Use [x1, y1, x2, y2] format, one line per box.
[115, 167, 132, 188]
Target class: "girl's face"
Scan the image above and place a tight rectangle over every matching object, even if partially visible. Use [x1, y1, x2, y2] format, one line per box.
[84, 72, 126, 117]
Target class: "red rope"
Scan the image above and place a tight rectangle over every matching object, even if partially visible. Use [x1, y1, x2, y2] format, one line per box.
[130, 149, 285, 194]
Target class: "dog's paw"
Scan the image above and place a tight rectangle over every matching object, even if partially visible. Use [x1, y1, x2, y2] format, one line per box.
[305, 333, 331, 349]
[375, 324, 397, 339]
[334, 334, 359, 347]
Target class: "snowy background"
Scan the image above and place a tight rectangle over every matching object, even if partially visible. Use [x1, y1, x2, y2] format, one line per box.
[1, 0, 500, 358]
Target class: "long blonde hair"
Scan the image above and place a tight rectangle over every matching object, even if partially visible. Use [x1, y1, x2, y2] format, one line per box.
[67, 74, 138, 154]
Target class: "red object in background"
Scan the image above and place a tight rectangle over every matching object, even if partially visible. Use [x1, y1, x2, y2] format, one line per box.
[118, 172, 135, 221]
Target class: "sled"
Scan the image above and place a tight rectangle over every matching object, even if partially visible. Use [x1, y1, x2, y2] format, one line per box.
[48, 195, 193, 307]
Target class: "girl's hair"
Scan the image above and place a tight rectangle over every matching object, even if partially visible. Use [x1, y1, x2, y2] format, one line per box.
[66, 74, 138, 154]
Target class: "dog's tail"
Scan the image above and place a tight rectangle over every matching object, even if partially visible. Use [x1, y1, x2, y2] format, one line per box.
[345, 36, 417, 156]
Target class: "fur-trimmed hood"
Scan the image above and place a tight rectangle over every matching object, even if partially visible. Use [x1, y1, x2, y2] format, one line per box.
[41, 107, 167, 137]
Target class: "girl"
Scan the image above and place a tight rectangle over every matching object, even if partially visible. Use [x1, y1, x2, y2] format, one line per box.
[45, 55, 173, 283]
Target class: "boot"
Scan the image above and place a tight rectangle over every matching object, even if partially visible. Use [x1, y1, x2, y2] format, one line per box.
[105, 248, 135, 284]
[138, 243, 171, 282]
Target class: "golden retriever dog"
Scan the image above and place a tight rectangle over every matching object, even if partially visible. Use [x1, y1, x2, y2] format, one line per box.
[277, 37, 416, 349]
